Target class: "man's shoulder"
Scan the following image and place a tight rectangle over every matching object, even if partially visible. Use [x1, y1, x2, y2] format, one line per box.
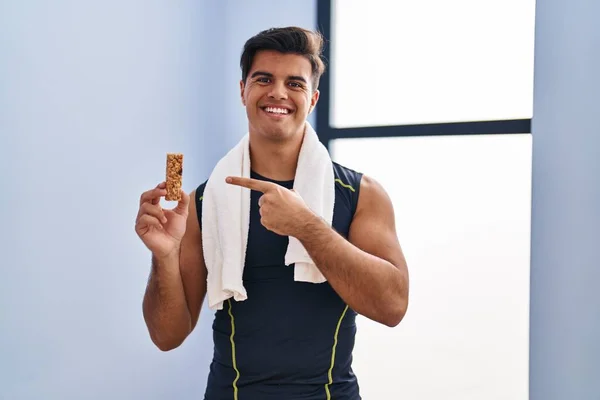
[332, 161, 363, 195]
[331, 163, 396, 220]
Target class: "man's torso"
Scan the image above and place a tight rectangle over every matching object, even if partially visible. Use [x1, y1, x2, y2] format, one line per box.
[196, 162, 363, 400]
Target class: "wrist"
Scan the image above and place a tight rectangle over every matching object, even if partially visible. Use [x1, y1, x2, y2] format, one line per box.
[294, 210, 327, 242]
[153, 246, 180, 267]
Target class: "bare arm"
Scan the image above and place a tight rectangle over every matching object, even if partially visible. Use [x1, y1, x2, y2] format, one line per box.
[295, 175, 409, 327]
[142, 189, 207, 350]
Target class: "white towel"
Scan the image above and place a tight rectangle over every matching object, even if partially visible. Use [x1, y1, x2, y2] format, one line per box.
[201, 122, 334, 310]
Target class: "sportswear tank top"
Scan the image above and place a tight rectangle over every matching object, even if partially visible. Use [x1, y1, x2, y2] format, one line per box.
[195, 162, 363, 400]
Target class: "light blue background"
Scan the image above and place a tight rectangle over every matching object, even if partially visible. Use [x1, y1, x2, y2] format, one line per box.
[1, 0, 598, 398]
[0, 1, 315, 398]
[529, 0, 600, 398]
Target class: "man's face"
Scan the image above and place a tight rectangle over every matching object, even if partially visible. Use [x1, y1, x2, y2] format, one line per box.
[240, 50, 319, 141]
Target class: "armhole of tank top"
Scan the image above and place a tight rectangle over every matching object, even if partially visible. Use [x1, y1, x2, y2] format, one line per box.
[195, 182, 206, 231]
[351, 172, 363, 218]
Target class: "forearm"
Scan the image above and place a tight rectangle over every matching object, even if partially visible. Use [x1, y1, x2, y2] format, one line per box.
[296, 216, 407, 327]
[142, 250, 191, 350]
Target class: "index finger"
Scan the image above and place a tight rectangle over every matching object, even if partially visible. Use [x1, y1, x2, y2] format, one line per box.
[140, 182, 167, 205]
[226, 176, 275, 193]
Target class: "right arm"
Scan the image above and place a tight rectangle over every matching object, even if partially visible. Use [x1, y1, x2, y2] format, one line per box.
[138, 184, 207, 351]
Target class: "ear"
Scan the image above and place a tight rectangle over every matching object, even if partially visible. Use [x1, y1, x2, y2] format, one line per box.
[240, 80, 246, 106]
[308, 89, 320, 115]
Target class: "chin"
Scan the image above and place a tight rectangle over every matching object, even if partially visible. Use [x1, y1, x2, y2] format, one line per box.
[257, 124, 299, 142]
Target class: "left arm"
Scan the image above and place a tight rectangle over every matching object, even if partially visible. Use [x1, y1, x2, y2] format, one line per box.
[225, 174, 409, 327]
[295, 175, 409, 327]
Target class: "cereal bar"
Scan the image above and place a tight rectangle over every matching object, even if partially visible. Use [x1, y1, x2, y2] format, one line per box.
[165, 153, 183, 201]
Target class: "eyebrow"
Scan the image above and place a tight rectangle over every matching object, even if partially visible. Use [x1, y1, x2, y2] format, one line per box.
[250, 71, 308, 84]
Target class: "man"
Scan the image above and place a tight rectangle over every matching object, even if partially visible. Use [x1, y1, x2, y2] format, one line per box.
[136, 27, 409, 400]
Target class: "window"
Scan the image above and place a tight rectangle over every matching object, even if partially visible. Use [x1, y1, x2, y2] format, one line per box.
[317, 1, 535, 398]
[331, 134, 531, 399]
[329, 0, 536, 129]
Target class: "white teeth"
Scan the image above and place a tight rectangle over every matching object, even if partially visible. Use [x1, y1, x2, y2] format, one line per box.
[265, 107, 289, 115]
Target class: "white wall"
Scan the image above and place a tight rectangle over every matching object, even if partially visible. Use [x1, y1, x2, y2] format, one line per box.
[0, 1, 315, 399]
[529, 0, 600, 398]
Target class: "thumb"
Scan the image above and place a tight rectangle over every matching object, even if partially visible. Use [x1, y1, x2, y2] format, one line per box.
[171, 189, 190, 215]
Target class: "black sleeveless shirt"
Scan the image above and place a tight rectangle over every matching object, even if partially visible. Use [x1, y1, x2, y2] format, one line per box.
[195, 162, 363, 400]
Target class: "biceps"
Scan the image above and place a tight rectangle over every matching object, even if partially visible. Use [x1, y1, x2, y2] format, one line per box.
[349, 217, 405, 269]
[347, 175, 406, 269]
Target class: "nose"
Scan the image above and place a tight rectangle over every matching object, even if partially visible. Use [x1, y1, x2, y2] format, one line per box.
[268, 81, 288, 100]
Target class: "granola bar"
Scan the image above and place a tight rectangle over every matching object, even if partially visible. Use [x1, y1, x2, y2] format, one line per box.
[165, 153, 183, 201]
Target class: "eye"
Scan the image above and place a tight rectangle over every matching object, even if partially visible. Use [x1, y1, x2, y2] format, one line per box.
[289, 81, 304, 88]
[257, 77, 271, 83]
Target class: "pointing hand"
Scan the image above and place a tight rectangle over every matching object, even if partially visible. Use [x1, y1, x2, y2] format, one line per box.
[226, 176, 315, 237]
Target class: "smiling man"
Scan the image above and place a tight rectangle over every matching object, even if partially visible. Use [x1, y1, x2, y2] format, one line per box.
[136, 27, 409, 400]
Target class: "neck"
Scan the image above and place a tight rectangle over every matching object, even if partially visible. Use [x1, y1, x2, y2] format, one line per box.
[249, 126, 305, 181]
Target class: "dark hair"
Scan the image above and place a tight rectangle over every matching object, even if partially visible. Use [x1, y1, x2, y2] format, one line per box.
[240, 26, 326, 90]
